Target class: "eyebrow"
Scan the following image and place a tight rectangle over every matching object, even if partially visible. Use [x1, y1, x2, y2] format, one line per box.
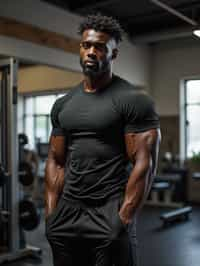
[81, 40, 108, 44]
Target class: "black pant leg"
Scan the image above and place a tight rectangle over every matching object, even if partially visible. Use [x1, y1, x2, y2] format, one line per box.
[88, 196, 132, 266]
[45, 198, 83, 266]
[49, 240, 74, 266]
[128, 216, 139, 266]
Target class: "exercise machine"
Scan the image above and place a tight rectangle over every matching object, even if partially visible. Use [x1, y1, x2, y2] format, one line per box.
[0, 58, 41, 264]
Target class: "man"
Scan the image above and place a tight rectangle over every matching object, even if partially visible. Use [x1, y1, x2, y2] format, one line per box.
[45, 14, 161, 266]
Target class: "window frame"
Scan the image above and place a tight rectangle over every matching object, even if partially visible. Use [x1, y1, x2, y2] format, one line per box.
[180, 76, 200, 162]
[20, 89, 68, 149]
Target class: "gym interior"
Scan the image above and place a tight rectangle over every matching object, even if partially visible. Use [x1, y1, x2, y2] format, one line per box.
[0, 0, 200, 266]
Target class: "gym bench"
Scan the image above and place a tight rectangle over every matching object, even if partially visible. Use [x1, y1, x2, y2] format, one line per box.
[160, 206, 192, 226]
[146, 174, 184, 208]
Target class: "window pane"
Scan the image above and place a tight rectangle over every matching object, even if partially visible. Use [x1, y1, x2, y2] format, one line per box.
[25, 115, 34, 149]
[35, 116, 47, 142]
[25, 97, 34, 115]
[186, 80, 200, 104]
[186, 105, 200, 156]
[35, 95, 56, 114]
[48, 115, 52, 139]
[23, 94, 64, 149]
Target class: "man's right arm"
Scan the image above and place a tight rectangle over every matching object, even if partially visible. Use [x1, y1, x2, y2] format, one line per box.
[44, 135, 67, 219]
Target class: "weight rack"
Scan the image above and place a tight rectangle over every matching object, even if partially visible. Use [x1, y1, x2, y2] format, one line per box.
[0, 58, 41, 264]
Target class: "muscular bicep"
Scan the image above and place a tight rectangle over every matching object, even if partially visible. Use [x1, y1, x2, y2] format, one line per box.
[48, 135, 68, 167]
[125, 128, 161, 173]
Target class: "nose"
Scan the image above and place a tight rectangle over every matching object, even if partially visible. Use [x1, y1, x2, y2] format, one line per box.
[87, 46, 97, 59]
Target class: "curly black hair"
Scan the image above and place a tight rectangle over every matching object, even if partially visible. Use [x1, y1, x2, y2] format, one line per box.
[78, 13, 123, 44]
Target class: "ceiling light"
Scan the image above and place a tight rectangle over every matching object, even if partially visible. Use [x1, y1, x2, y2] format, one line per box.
[193, 29, 200, 38]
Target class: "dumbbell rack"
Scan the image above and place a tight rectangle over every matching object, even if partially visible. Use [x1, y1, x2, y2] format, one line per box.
[0, 58, 41, 264]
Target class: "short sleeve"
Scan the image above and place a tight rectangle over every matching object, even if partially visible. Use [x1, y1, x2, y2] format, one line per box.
[50, 98, 65, 136]
[123, 91, 160, 133]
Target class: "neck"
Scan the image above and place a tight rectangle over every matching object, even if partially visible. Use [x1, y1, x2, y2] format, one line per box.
[83, 71, 113, 92]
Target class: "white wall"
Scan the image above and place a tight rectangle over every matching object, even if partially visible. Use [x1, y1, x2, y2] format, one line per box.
[0, 0, 151, 88]
[151, 38, 200, 116]
[115, 40, 151, 88]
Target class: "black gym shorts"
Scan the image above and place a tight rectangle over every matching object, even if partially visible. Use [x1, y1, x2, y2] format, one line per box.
[45, 195, 133, 266]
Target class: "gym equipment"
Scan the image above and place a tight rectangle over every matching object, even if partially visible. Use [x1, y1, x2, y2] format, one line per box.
[147, 174, 183, 208]
[0, 58, 41, 264]
[1, 199, 40, 231]
[160, 206, 192, 226]
[192, 172, 200, 180]
[150, 181, 171, 206]
[0, 164, 8, 187]
[19, 199, 40, 231]
[1, 161, 34, 187]
[18, 133, 37, 187]
[162, 167, 188, 203]
[18, 133, 28, 146]
[149, 171, 192, 226]
[0, 58, 19, 252]
[19, 162, 34, 186]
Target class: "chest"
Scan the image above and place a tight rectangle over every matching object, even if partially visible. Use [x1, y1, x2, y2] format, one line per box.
[58, 91, 123, 133]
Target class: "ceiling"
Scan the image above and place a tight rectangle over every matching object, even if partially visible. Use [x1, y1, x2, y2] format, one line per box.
[43, 0, 200, 43]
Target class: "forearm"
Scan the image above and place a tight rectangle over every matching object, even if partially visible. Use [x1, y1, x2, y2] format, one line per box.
[125, 162, 152, 208]
[120, 159, 153, 223]
[44, 160, 65, 217]
[121, 129, 160, 224]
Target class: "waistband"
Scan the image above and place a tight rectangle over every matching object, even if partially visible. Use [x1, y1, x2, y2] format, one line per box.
[61, 192, 124, 208]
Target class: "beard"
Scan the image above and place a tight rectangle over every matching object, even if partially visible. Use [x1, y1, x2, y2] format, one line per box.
[80, 58, 110, 78]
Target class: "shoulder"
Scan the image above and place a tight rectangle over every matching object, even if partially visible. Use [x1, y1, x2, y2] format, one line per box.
[111, 75, 135, 94]
[111, 75, 153, 107]
[51, 84, 81, 115]
[132, 90, 156, 109]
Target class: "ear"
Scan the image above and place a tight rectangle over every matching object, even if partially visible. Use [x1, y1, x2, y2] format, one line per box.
[112, 48, 118, 60]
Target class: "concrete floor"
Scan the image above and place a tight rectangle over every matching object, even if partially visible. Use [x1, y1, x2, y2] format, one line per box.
[1, 205, 200, 266]
[137, 206, 199, 266]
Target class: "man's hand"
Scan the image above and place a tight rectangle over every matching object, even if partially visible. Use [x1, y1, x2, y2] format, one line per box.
[118, 202, 133, 225]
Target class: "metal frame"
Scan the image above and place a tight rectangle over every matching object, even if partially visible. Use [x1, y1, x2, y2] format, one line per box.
[0, 58, 41, 264]
[0, 58, 19, 251]
[179, 79, 186, 164]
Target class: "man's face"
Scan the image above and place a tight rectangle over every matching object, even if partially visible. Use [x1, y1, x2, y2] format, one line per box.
[80, 29, 117, 77]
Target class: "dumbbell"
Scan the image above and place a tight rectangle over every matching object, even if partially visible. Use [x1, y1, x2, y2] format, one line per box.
[0, 199, 40, 231]
[1, 162, 35, 187]
[0, 164, 8, 186]
[19, 161, 35, 186]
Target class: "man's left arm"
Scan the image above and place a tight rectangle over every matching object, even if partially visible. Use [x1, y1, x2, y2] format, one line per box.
[119, 128, 161, 225]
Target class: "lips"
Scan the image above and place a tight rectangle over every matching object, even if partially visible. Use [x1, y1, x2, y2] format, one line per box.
[85, 60, 98, 66]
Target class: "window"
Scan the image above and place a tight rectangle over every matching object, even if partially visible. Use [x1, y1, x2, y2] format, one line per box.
[23, 93, 66, 149]
[183, 80, 200, 158]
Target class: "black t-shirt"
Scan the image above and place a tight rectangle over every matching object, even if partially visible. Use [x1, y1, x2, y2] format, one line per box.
[50, 74, 160, 203]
